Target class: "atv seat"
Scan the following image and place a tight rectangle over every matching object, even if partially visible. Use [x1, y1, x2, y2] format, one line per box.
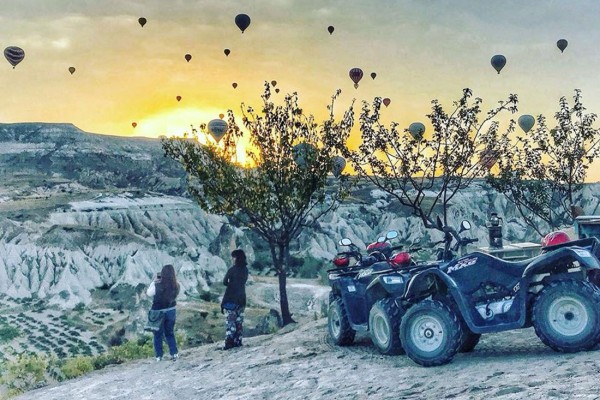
[473, 251, 535, 277]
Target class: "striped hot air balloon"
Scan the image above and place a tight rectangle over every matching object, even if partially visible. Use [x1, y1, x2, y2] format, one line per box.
[349, 68, 363, 89]
[4, 46, 25, 69]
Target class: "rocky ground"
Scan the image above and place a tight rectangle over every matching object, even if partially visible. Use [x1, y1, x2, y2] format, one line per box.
[15, 318, 600, 400]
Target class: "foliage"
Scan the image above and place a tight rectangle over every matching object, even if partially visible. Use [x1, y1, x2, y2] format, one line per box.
[0, 354, 48, 396]
[489, 90, 600, 235]
[162, 83, 354, 325]
[342, 90, 518, 230]
[60, 356, 94, 380]
[0, 325, 20, 343]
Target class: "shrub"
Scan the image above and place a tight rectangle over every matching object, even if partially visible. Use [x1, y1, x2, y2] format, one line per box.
[0, 354, 48, 396]
[60, 357, 94, 380]
[0, 325, 20, 343]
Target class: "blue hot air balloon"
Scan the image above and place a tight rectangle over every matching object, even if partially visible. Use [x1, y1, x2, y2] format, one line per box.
[4, 46, 25, 69]
[408, 122, 425, 140]
[557, 39, 568, 53]
[235, 14, 251, 33]
[518, 115, 535, 133]
[491, 55, 506, 74]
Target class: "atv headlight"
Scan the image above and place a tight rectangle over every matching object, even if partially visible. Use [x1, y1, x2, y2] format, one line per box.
[383, 276, 403, 284]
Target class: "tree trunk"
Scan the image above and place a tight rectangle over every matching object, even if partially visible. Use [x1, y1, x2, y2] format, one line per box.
[269, 243, 295, 326]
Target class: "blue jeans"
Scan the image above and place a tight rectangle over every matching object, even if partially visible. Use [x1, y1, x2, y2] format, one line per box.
[153, 308, 178, 357]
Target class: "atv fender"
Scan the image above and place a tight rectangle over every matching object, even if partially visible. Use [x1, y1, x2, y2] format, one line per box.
[523, 246, 600, 278]
[366, 274, 407, 297]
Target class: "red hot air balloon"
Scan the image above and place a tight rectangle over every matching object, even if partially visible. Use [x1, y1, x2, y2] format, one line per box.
[383, 98, 391, 107]
[176, 96, 182, 102]
[224, 48, 230, 56]
[68, 66, 76, 75]
[132, 122, 137, 128]
[328, 26, 334, 35]
[138, 17, 147, 27]
[232, 82, 238, 89]
[235, 14, 251, 33]
[4, 46, 25, 69]
[349, 68, 363, 89]
[184, 54, 192, 62]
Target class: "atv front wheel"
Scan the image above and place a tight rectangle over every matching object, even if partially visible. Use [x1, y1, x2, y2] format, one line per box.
[532, 280, 600, 352]
[400, 299, 462, 367]
[328, 297, 356, 346]
[369, 298, 404, 355]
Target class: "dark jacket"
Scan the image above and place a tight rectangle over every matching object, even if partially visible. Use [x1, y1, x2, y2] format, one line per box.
[151, 281, 180, 310]
[221, 264, 249, 308]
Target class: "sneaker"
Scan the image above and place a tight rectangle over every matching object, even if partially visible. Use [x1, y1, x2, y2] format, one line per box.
[172, 354, 179, 361]
[156, 357, 162, 362]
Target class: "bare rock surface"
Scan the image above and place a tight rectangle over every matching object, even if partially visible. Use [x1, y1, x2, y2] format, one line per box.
[16, 319, 600, 400]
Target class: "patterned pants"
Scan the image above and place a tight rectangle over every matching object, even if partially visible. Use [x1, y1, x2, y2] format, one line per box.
[225, 307, 244, 347]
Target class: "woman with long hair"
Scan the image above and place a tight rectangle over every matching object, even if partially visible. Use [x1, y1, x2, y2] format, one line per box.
[146, 264, 180, 361]
[221, 249, 249, 350]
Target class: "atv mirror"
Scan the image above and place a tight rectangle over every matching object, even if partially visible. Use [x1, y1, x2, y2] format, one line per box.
[339, 238, 353, 246]
[377, 236, 385, 243]
[386, 230, 398, 240]
[460, 220, 471, 232]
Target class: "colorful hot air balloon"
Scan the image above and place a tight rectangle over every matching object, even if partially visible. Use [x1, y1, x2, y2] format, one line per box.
[132, 122, 137, 128]
[235, 14, 251, 33]
[271, 80, 277, 87]
[138, 17, 147, 27]
[382, 98, 391, 107]
[176, 95, 182, 102]
[68, 66, 76, 75]
[224, 48, 230, 56]
[232, 82, 238, 89]
[518, 115, 535, 133]
[328, 26, 334, 35]
[219, 113, 225, 120]
[557, 39, 568, 53]
[208, 119, 228, 143]
[349, 68, 363, 89]
[491, 55, 506, 74]
[185, 54, 192, 62]
[408, 122, 425, 140]
[479, 148, 498, 170]
[371, 72, 377, 80]
[332, 156, 346, 178]
[4, 46, 25, 69]
[293, 143, 317, 169]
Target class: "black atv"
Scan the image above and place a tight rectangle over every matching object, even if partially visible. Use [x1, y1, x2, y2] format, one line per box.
[398, 218, 600, 367]
[327, 231, 430, 355]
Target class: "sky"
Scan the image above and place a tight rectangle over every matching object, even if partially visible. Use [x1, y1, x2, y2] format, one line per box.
[2, 0, 600, 180]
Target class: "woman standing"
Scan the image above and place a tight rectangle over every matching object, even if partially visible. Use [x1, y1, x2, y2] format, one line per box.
[221, 249, 249, 350]
[146, 264, 180, 361]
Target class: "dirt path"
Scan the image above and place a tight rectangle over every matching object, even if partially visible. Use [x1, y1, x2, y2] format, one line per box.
[15, 319, 600, 400]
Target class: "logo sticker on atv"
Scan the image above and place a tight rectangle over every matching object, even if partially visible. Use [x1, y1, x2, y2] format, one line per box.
[347, 285, 356, 292]
[447, 257, 478, 274]
[356, 268, 373, 279]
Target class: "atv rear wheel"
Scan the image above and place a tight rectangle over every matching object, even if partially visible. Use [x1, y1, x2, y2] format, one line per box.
[400, 299, 462, 367]
[369, 298, 404, 355]
[328, 297, 356, 346]
[532, 280, 600, 352]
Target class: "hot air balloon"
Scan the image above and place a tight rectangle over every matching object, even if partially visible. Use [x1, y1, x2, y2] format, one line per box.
[408, 122, 425, 140]
[479, 148, 498, 170]
[557, 39, 568, 53]
[176, 96, 182, 102]
[219, 113, 225, 120]
[491, 55, 506, 74]
[235, 14, 251, 33]
[232, 82, 238, 89]
[68, 67, 76, 75]
[349, 68, 363, 89]
[371, 72, 377, 80]
[328, 26, 334, 35]
[208, 119, 228, 143]
[271, 80, 277, 87]
[185, 54, 192, 62]
[138, 17, 147, 27]
[132, 122, 137, 128]
[224, 48, 230, 56]
[4, 46, 25, 69]
[332, 156, 346, 178]
[275, 88, 280, 94]
[518, 115, 535, 133]
[382, 98, 391, 107]
[293, 143, 317, 169]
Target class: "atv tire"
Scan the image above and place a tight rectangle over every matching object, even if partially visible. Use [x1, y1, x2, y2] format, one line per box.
[459, 331, 481, 353]
[400, 299, 463, 367]
[532, 280, 600, 352]
[369, 298, 404, 355]
[328, 297, 356, 346]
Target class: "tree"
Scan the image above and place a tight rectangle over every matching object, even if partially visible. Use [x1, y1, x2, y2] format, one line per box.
[341, 89, 518, 231]
[162, 84, 354, 325]
[489, 90, 600, 236]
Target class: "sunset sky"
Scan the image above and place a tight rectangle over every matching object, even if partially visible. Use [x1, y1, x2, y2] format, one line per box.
[2, 0, 600, 180]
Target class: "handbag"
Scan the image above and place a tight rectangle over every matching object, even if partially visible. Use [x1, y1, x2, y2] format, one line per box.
[144, 309, 165, 332]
